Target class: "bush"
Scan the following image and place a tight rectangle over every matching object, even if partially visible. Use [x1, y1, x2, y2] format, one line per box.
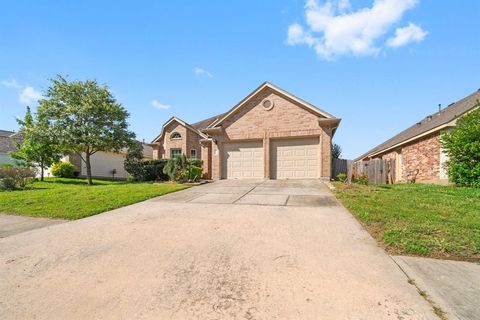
[441, 102, 480, 187]
[163, 155, 203, 183]
[337, 173, 347, 182]
[51, 161, 76, 178]
[142, 160, 168, 181]
[355, 174, 369, 185]
[187, 165, 203, 182]
[0, 167, 36, 191]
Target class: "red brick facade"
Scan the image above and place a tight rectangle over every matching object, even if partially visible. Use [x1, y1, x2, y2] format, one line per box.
[374, 132, 443, 182]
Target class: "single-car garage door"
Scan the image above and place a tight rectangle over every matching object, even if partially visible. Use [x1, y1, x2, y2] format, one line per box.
[271, 137, 320, 179]
[222, 141, 264, 179]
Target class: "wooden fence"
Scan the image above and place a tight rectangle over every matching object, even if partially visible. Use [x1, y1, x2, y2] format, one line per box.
[332, 158, 396, 185]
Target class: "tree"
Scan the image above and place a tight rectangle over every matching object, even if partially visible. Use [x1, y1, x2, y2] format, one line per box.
[37, 76, 135, 185]
[124, 140, 145, 181]
[12, 106, 63, 181]
[441, 101, 480, 187]
[332, 143, 342, 159]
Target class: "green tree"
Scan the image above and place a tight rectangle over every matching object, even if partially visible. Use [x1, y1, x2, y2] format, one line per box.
[441, 101, 480, 187]
[124, 140, 145, 181]
[37, 76, 135, 185]
[332, 143, 342, 159]
[12, 106, 63, 181]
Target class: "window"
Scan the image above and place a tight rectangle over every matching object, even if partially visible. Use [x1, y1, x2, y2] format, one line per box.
[171, 132, 182, 140]
[170, 148, 182, 158]
[190, 149, 197, 159]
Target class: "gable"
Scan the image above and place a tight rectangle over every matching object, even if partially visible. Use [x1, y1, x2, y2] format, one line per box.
[220, 87, 326, 135]
[152, 117, 207, 143]
[209, 82, 336, 129]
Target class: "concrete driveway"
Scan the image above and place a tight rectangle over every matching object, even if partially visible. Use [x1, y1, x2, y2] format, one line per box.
[0, 180, 437, 319]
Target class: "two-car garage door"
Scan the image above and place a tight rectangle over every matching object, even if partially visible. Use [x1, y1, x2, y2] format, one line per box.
[222, 137, 320, 179]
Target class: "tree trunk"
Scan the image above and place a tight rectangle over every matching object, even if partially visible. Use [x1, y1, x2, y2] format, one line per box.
[85, 153, 93, 185]
[40, 164, 44, 181]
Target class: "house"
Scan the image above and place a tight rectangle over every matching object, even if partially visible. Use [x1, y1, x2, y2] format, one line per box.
[58, 143, 153, 179]
[0, 130, 22, 166]
[151, 82, 341, 180]
[356, 89, 480, 184]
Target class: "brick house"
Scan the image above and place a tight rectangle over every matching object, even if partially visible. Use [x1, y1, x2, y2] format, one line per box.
[356, 89, 480, 184]
[151, 82, 341, 180]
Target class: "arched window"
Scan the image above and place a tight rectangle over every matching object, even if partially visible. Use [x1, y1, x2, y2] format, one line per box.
[171, 132, 182, 140]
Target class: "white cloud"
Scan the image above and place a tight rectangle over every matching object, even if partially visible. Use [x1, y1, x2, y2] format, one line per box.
[151, 99, 171, 110]
[287, 0, 427, 59]
[194, 67, 213, 78]
[19, 86, 42, 105]
[387, 22, 428, 48]
[0, 78, 21, 89]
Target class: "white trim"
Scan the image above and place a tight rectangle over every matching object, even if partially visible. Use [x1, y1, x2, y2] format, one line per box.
[208, 82, 337, 129]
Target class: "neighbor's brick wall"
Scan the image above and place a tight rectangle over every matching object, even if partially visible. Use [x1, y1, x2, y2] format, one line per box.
[209, 88, 334, 179]
[400, 133, 441, 181]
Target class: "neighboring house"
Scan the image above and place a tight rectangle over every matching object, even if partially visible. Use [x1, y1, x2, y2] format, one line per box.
[356, 89, 480, 184]
[0, 130, 22, 166]
[57, 143, 153, 179]
[152, 82, 341, 180]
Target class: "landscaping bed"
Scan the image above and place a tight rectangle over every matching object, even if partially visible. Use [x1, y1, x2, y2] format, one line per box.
[333, 183, 480, 262]
[0, 178, 187, 220]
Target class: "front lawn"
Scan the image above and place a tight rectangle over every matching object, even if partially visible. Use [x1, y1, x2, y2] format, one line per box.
[0, 178, 187, 220]
[333, 183, 480, 261]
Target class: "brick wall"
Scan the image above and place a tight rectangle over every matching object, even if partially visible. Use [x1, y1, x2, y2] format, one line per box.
[401, 133, 441, 181]
[155, 121, 203, 160]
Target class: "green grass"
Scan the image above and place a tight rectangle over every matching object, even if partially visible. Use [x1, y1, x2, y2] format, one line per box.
[333, 183, 480, 261]
[0, 178, 188, 220]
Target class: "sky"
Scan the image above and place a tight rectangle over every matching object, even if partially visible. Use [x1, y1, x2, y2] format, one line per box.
[0, 0, 479, 159]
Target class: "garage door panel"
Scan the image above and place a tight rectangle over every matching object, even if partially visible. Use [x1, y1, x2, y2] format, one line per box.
[271, 138, 320, 179]
[223, 141, 264, 179]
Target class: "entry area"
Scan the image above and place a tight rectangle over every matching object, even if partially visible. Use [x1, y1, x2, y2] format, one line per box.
[222, 140, 263, 179]
[270, 137, 320, 179]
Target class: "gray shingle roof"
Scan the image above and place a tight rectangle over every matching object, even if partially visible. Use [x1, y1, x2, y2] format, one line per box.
[356, 89, 480, 161]
[0, 131, 22, 153]
[190, 113, 226, 131]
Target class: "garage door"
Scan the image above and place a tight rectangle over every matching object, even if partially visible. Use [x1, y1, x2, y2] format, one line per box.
[222, 141, 264, 179]
[271, 137, 320, 179]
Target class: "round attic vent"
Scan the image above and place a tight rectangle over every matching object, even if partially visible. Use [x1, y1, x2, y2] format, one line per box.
[262, 99, 274, 111]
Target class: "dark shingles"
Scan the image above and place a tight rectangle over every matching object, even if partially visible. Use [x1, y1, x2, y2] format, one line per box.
[356, 90, 480, 161]
[190, 113, 226, 131]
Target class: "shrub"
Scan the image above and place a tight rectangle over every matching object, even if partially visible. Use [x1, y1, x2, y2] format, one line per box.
[355, 174, 369, 185]
[441, 102, 480, 187]
[0, 167, 36, 191]
[51, 161, 76, 178]
[142, 160, 168, 181]
[163, 155, 204, 183]
[337, 172, 347, 182]
[187, 165, 203, 182]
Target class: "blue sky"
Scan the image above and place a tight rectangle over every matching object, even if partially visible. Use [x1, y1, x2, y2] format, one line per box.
[0, 0, 479, 159]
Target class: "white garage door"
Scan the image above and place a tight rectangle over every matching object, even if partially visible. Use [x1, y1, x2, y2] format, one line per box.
[271, 137, 320, 179]
[222, 141, 264, 179]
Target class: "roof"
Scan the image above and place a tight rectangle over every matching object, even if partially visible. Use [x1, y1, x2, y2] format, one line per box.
[190, 112, 226, 131]
[356, 89, 480, 161]
[0, 130, 15, 137]
[0, 130, 22, 154]
[151, 116, 208, 143]
[207, 81, 338, 128]
[152, 81, 340, 143]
